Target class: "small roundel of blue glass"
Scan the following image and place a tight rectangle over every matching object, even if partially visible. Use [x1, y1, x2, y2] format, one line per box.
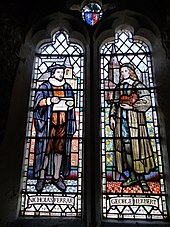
[82, 2, 102, 26]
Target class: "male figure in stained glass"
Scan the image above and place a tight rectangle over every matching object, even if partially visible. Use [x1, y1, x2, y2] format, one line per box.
[109, 63, 156, 191]
[33, 63, 76, 192]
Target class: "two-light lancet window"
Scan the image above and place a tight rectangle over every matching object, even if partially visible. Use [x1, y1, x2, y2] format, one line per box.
[20, 28, 168, 220]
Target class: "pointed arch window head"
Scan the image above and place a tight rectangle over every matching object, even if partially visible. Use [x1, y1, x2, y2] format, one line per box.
[82, 2, 102, 25]
[100, 29, 168, 220]
[20, 30, 84, 217]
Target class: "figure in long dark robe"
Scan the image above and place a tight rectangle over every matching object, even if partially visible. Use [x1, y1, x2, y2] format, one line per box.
[33, 63, 76, 192]
[109, 63, 156, 191]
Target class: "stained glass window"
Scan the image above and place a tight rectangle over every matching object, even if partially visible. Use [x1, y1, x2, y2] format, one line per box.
[20, 31, 84, 217]
[82, 2, 102, 26]
[100, 29, 168, 219]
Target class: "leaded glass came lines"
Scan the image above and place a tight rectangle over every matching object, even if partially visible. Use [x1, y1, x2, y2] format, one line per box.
[100, 29, 168, 220]
[20, 31, 84, 217]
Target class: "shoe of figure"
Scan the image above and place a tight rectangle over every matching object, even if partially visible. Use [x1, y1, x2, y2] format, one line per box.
[139, 180, 150, 191]
[122, 177, 138, 187]
[36, 179, 45, 192]
[53, 177, 66, 191]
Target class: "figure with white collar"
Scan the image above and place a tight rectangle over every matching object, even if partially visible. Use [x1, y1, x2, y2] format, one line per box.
[109, 63, 156, 191]
[33, 63, 76, 192]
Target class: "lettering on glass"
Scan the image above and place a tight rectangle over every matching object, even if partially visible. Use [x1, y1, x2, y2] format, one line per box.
[100, 30, 168, 219]
[20, 31, 84, 217]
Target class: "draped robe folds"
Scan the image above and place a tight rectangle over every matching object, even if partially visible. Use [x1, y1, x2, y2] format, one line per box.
[110, 79, 156, 174]
[33, 81, 76, 178]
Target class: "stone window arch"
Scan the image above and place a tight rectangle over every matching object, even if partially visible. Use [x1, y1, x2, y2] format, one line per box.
[1, 8, 169, 227]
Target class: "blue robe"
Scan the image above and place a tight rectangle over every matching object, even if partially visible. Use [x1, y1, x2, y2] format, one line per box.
[33, 81, 76, 177]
